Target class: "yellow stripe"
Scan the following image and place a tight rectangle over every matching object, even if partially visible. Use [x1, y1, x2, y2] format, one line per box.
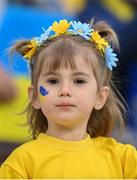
[60, 0, 86, 14]
[101, 0, 135, 22]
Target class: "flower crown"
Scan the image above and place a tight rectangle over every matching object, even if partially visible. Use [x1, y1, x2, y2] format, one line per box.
[24, 19, 118, 71]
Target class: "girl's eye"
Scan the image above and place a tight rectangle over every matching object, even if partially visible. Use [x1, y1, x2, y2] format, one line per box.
[74, 79, 87, 84]
[46, 79, 59, 85]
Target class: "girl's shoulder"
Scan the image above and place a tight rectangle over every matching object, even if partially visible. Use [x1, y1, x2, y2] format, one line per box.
[3, 134, 45, 162]
[93, 136, 137, 161]
[0, 134, 48, 178]
[93, 136, 137, 178]
[94, 135, 136, 150]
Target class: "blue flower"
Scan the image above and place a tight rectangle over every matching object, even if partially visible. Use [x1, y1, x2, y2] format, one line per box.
[69, 21, 93, 40]
[35, 27, 51, 45]
[105, 46, 118, 71]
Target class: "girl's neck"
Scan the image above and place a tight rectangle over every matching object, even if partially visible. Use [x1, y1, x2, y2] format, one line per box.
[46, 123, 87, 141]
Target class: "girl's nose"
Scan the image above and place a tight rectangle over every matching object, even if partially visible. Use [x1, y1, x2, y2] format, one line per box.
[58, 83, 71, 97]
[59, 91, 71, 97]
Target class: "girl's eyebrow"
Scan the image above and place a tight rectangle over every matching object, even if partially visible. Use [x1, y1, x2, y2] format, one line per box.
[72, 72, 90, 77]
[44, 72, 59, 76]
[44, 72, 90, 77]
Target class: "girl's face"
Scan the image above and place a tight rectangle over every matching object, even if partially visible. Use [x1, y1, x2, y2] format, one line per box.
[31, 55, 109, 129]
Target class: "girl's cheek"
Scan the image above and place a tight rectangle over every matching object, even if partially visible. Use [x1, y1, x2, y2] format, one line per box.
[39, 85, 49, 102]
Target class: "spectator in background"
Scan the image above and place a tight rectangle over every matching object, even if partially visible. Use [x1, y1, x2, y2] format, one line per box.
[0, 65, 17, 103]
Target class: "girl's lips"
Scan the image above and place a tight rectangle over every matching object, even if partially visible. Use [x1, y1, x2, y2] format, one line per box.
[56, 103, 75, 107]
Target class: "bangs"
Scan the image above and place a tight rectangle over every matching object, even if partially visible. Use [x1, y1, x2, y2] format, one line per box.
[40, 37, 78, 72]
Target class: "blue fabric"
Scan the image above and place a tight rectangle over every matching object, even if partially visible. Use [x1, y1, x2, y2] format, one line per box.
[126, 62, 137, 128]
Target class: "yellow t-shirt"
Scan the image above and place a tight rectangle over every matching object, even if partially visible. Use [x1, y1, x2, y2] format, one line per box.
[0, 133, 137, 178]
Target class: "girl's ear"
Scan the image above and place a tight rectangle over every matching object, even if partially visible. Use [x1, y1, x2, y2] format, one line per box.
[28, 85, 40, 109]
[94, 86, 109, 110]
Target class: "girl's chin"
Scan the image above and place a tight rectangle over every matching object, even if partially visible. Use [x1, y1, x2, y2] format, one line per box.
[49, 116, 79, 127]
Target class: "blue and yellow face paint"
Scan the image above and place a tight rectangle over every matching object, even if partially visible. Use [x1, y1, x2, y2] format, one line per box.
[39, 86, 49, 96]
[39, 85, 49, 101]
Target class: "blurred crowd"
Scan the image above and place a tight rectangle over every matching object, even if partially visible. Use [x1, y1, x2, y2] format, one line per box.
[0, 0, 137, 164]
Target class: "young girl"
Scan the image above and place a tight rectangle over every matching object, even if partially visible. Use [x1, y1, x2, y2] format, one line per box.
[0, 19, 137, 178]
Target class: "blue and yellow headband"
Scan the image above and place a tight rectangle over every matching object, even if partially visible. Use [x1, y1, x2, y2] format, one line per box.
[24, 19, 118, 71]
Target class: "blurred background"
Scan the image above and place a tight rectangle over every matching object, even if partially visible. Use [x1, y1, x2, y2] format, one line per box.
[0, 0, 137, 165]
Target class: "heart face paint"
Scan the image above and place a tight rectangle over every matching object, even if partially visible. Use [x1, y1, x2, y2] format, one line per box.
[39, 86, 49, 96]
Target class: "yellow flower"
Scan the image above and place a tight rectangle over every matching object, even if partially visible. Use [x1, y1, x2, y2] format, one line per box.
[23, 39, 38, 61]
[51, 19, 70, 35]
[91, 31, 108, 52]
